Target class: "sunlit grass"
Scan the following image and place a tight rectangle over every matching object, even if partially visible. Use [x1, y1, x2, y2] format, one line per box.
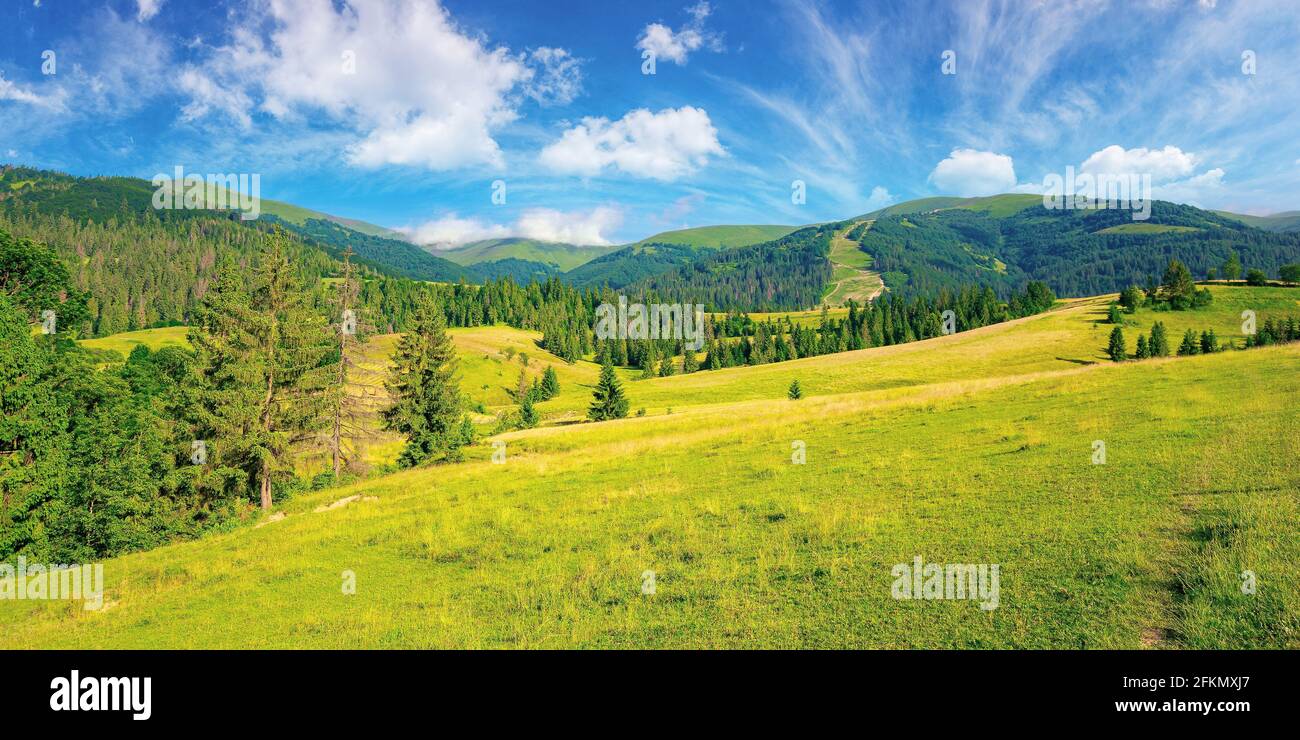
[12, 285, 1297, 649]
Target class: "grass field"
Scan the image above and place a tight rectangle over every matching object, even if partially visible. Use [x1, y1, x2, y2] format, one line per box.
[77, 325, 191, 355]
[19, 285, 1295, 648]
[1095, 223, 1202, 235]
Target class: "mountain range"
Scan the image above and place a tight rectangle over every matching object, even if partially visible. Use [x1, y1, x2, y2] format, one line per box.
[3, 165, 1298, 332]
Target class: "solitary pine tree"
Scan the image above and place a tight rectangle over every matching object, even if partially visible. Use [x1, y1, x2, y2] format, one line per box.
[519, 395, 539, 429]
[1150, 321, 1170, 357]
[1222, 251, 1242, 281]
[1178, 329, 1200, 356]
[540, 365, 560, 400]
[1107, 326, 1127, 362]
[383, 295, 469, 467]
[788, 379, 803, 399]
[1135, 334, 1150, 359]
[588, 361, 629, 421]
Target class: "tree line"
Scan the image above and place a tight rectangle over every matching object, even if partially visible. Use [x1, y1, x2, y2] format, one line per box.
[0, 226, 471, 563]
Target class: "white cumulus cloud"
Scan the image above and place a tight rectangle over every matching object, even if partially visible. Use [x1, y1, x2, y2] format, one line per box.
[929, 149, 1018, 196]
[1074, 145, 1228, 207]
[636, 1, 722, 65]
[179, 0, 580, 171]
[864, 186, 895, 210]
[1079, 145, 1198, 182]
[402, 206, 624, 248]
[539, 106, 724, 181]
[1153, 167, 1226, 206]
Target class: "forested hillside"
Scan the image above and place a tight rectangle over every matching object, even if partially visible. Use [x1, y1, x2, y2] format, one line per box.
[562, 242, 706, 289]
[283, 217, 472, 282]
[0, 167, 481, 336]
[857, 200, 1300, 297]
[627, 224, 836, 311]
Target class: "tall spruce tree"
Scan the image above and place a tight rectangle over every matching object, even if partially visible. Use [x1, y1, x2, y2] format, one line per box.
[192, 229, 336, 510]
[588, 360, 629, 421]
[1107, 326, 1127, 362]
[540, 365, 560, 400]
[519, 395, 539, 429]
[1135, 334, 1150, 359]
[252, 230, 336, 508]
[1150, 321, 1170, 357]
[383, 294, 469, 467]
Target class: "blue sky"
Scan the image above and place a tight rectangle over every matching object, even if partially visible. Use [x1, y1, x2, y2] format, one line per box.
[2, 0, 1298, 246]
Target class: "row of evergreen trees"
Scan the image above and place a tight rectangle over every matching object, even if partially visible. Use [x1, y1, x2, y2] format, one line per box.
[584, 281, 1057, 378]
[1107, 315, 1300, 363]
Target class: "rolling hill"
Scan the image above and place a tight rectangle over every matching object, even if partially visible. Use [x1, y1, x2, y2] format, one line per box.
[437, 238, 619, 271]
[628, 224, 799, 249]
[852, 197, 1300, 298]
[1213, 210, 1300, 233]
[562, 225, 802, 290]
[11, 284, 1297, 648]
[860, 193, 1043, 220]
[0, 166, 472, 288]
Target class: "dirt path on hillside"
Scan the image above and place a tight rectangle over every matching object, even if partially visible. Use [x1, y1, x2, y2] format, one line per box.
[823, 220, 885, 306]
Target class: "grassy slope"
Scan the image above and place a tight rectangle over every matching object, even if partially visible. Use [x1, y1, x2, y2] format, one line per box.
[861, 194, 1042, 220]
[1213, 210, 1300, 233]
[630, 225, 798, 249]
[822, 221, 885, 306]
[438, 239, 619, 271]
[76, 286, 1299, 455]
[20, 286, 1297, 648]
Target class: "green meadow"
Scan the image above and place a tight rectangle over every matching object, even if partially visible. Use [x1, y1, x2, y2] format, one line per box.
[10, 285, 1295, 648]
